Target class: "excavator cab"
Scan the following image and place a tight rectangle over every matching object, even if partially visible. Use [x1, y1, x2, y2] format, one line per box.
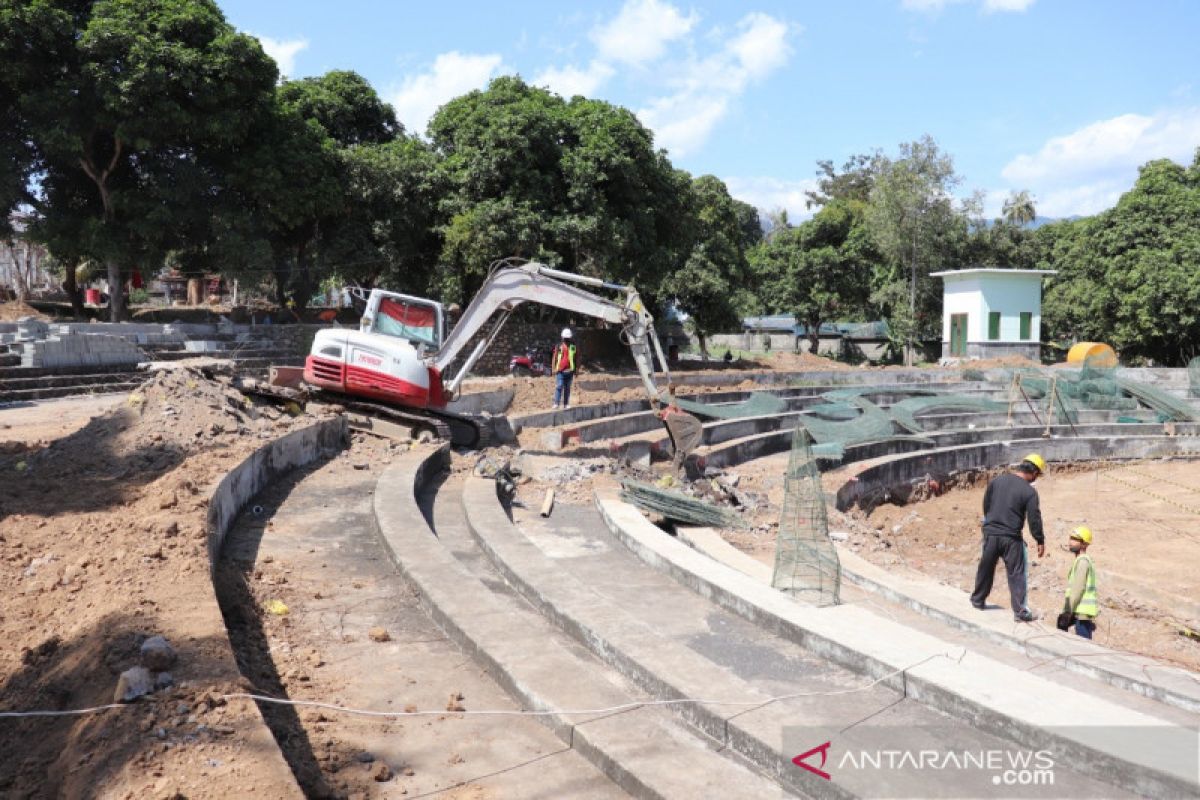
[360, 291, 445, 352]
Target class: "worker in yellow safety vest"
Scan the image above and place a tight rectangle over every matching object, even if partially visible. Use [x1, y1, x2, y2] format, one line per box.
[551, 328, 577, 409]
[1059, 526, 1098, 639]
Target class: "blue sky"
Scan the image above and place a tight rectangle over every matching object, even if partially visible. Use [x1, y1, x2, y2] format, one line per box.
[219, 0, 1199, 221]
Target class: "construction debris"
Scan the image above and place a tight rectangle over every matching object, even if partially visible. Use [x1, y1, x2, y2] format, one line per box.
[619, 479, 745, 529]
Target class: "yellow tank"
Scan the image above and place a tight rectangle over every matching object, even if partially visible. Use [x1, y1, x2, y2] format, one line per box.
[1066, 342, 1117, 368]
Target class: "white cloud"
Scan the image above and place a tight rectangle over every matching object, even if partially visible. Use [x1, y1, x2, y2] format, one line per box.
[637, 12, 795, 156]
[390, 52, 505, 133]
[998, 107, 1200, 216]
[725, 13, 791, 80]
[590, 0, 697, 66]
[533, 61, 615, 98]
[902, 0, 1035, 12]
[723, 176, 818, 223]
[641, 95, 730, 157]
[901, 0, 959, 10]
[253, 34, 308, 77]
[982, 0, 1035, 11]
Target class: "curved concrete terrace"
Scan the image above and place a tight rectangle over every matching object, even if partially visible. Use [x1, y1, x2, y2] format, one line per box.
[372, 445, 783, 798]
[593, 492, 1199, 797]
[450, 476, 1170, 797]
[494, 366, 1200, 794]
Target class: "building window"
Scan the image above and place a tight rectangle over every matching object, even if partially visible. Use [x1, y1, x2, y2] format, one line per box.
[1019, 312, 1032, 341]
[988, 311, 1001, 341]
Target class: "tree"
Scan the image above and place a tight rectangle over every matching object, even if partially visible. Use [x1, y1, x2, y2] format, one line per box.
[866, 136, 966, 365]
[661, 175, 757, 357]
[752, 200, 877, 356]
[0, 0, 278, 320]
[211, 69, 405, 309]
[1002, 190, 1037, 227]
[0, 225, 45, 302]
[277, 70, 399, 146]
[322, 135, 443, 293]
[963, 189, 1039, 270]
[1041, 153, 1200, 364]
[806, 152, 882, 209]
[428, 76, 690, 305]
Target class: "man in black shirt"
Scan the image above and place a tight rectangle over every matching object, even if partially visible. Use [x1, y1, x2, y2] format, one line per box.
[970, 453, 1047, 622]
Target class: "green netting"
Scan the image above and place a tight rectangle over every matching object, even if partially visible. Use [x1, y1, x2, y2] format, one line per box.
[1189, 357, 1200, 397]
[669, 391, 787, 420]
[889, 396, 1008, 433]
[806, 403, 862, 420]
[772, 426, 841, 606]
[1115, 378, 1199, 422]
[796, 394, 897, 446]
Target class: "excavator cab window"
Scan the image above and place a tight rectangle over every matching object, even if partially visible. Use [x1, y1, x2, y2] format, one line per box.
[373, 298, 441, 348]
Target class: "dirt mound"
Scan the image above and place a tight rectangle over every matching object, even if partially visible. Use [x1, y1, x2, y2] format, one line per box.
[0, 300, 48, 321]
[763, 350, 852, 371]
[0, 367, 318, 798]
[952, 355, 1041, 370]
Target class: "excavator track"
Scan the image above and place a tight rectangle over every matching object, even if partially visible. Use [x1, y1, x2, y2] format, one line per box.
[234, 378, 485, 448]
[316, 393, 486, 449]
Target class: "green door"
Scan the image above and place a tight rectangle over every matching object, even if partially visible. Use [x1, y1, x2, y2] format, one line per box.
[950, 313, 968, 356]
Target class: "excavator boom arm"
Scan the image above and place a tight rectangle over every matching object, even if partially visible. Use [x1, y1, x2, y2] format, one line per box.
[433, 262, 670, 401]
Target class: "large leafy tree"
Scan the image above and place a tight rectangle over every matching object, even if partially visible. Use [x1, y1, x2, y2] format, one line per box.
[213, 69, 423, 309]
[322, 135, 443, 293]
[805, 152, 882, 209]
[0, 0, 278, 320]
[277, 70, 398, 147]
[428, 76, 689, 305]
[866, 136, 969, 364]
[751, 199, 877, 355]
[1041, 153, 1200, 364]
[661, 175, 759, 356]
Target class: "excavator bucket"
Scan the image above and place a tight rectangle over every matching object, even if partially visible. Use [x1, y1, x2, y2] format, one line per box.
[662, 411, 703, 474]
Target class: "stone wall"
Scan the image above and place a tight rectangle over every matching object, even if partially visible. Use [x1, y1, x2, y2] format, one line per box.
[449, 322, 629, 377]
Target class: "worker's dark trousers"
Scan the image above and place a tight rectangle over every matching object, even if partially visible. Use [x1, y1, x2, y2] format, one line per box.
[970, 534, 1027, 614]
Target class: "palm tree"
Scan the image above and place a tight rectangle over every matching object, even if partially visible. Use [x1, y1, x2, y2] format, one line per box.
[1001, 190, 1037, 227]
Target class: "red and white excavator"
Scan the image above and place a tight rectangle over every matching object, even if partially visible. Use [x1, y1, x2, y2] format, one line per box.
[303, 260, 676, 445]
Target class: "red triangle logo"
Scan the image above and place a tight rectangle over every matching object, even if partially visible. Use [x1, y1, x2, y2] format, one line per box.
[792, 741, 832, 780]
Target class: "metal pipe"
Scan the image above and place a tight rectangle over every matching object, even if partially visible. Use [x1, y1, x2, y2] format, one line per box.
[534, 265, 628, 293]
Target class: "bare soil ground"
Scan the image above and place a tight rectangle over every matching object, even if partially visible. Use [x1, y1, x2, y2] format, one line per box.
[725, 453, 1200, 674]
[0, 367, 326, 798]
[0, 300, 48, 321]
[1, 394, 124, 454]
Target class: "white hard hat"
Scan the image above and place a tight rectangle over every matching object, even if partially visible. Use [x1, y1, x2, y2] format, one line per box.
[561, 328, 573, 339]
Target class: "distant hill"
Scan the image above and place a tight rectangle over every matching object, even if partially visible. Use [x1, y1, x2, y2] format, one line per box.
[1027, 215, 1082, 229]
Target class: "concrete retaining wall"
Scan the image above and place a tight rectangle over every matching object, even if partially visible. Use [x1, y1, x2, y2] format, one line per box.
[835, 432, 1200, 511]
[206, 417, 348, 565]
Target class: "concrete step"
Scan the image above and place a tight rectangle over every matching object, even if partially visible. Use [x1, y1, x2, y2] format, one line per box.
[0, 380, 142, 404]
[594, 492, 1199, 798]
[0, 371, 142, 392]
[0, 363, 139, 380]
[677, 524, 1200, 719]
[376, 450, 783, 799]
[461, 479, 1146, 797]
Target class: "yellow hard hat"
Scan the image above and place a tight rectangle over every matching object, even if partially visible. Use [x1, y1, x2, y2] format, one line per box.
[1071, 526, 1093, 545]
[1022, 453, 1046, 473]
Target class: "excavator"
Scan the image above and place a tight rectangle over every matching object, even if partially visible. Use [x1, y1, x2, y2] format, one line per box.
[302, 260, 699, 452]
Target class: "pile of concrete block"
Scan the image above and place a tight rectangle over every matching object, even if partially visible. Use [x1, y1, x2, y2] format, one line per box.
[16, 331, 147, 369]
